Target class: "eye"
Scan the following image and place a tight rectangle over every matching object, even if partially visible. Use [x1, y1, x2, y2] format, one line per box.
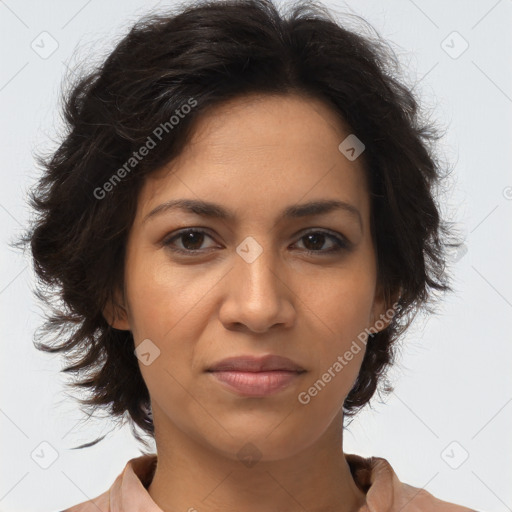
[162, 228, 350, 256]
[162, 229, 218, 254]
[293, 230, 350, 255]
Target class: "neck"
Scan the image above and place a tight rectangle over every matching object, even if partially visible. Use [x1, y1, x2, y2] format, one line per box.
[147, 406, 365, 512]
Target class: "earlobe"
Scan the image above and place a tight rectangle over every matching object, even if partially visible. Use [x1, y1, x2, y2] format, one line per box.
[102, 288, 131, 331]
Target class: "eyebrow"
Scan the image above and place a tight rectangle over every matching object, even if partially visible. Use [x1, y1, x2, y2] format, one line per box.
[143, 198, 362, 228]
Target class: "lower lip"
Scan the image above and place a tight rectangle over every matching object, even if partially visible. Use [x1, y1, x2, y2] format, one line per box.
[208, 370, 303, 397]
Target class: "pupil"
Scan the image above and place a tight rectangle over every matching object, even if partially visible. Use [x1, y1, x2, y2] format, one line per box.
[183, 232, 204, 250]
[304, 233, 324, 250]
[179, 232, 327, 252]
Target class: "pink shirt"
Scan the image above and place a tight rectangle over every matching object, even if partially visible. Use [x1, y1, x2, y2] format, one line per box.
[62, 453, 477, 512]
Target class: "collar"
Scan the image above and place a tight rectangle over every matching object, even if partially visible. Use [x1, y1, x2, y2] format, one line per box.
[104, 452, 474, 512]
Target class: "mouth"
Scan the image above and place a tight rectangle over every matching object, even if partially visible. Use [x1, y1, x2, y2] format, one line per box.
[206, 355, 306, 397]
[207, 354, 306, 372]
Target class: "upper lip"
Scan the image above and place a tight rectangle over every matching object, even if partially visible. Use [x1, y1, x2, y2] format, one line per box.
[207, 355, 306, 372]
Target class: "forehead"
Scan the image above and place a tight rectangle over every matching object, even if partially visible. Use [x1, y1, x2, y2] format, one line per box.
[136, 93, 370, 225]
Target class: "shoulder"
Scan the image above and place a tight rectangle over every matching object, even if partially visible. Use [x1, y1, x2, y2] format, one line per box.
[58, 453, 157, 512]
[59, 488, 110, 512]
[394, 479, 477, 511]
[345, 453, 477, 512]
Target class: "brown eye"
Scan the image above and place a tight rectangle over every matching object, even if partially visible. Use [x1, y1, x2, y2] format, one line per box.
[162, 228, 349, 257]
[294, 230, 349, 255]
[163, 229, 217, 254]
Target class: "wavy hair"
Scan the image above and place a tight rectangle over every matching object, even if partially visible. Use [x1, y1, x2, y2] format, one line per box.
[16, 0, 455, 451]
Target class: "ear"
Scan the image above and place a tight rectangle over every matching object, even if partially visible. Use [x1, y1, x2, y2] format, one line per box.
[369, 283, 399, 333]
[102, 286, 131, 331]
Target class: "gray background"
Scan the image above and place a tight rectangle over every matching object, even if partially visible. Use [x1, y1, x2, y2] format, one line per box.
[1, 0, 511, 511]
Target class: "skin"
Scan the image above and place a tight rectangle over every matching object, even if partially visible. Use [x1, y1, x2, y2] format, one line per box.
[105, 93, 392, 512]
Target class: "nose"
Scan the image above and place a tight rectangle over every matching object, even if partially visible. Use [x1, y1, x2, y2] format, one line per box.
[218, 241, 296, 334]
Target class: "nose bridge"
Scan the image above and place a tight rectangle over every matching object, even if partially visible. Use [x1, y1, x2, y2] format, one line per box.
[220, 234, 294, 332]
[235, 234, 281, 301]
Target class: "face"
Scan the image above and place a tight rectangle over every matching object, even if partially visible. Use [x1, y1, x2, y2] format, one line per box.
[107, 93, 389, 461]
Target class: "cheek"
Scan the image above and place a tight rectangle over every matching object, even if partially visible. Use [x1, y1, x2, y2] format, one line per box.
[309, 268, 377, 342]
[302, 261, 377, 390]
[296, 278, 373, 422]
[126, 254, 203, 421]
[125, 249, 223, 387]
[125, 246, 213, 337]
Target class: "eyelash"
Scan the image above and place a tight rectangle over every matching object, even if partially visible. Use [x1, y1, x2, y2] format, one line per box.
[162, 228, 350, 256]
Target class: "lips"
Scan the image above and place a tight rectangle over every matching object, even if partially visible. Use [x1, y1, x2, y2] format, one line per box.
[207, 355, 306, 397]
[207, 354, 305, 373]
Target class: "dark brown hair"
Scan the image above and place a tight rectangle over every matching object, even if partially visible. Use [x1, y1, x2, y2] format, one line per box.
[16, 0, 455, 451]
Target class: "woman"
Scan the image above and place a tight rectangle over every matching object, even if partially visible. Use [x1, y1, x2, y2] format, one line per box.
[19, 0, 478, 510]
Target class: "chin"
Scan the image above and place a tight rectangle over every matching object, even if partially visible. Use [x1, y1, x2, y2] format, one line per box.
[194, 415, 324, 463]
